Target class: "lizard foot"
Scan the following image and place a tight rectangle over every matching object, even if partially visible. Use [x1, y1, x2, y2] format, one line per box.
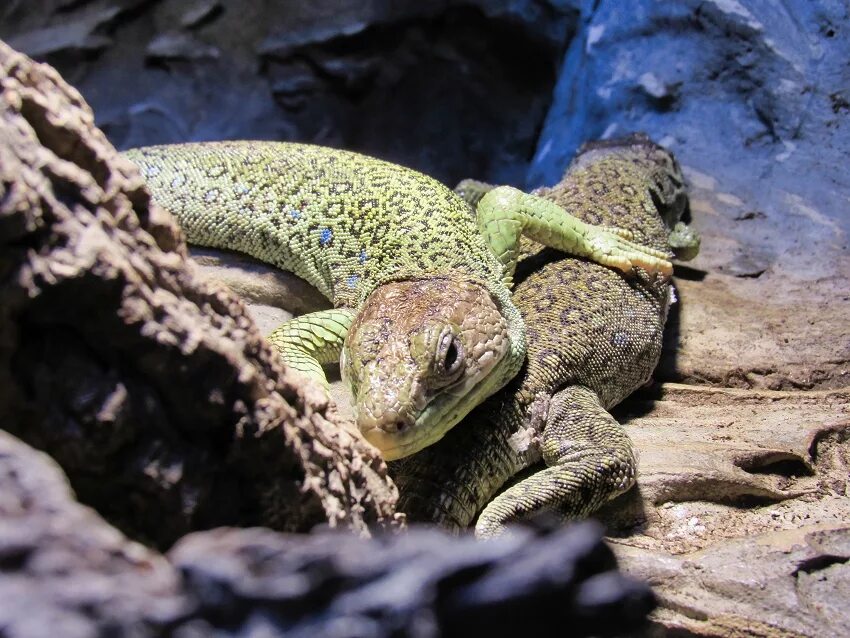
[475, 386, 638, 539]
[586, 227, 673, 279]
[598, 225, 636, 240]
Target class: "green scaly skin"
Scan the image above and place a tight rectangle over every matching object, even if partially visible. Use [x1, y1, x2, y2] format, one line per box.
[125, 141, 672, 460]
[390, 135, 701, 534]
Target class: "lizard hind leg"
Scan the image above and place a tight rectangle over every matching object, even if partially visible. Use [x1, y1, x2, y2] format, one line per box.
[454, 179, 497, 209]
[474, 385, 637, 539]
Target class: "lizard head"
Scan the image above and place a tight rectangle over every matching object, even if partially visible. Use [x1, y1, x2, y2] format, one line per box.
[342, 277, 513, 460]
[574, 134, 689, 225]
[574, 134, 700, 261]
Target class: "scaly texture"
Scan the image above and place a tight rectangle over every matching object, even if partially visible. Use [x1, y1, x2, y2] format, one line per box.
[127, 142, 507, 308]
[391, 135, 700, 535]
[126, 141, 671, 460]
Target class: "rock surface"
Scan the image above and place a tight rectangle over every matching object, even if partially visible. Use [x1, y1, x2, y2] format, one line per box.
[0, 40, 397, 548]
[531, 0, 850, 392]
[0, 0, 577, 187]
[169, 521, 654, 638]
[618, 524, 850, 638]
[0, 429, 655, 637]
[0, 430, 186, 637]
[602, 384, 850, 635]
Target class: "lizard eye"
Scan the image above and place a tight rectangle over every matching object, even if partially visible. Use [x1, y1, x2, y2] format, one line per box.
[438, 332, 464, 377]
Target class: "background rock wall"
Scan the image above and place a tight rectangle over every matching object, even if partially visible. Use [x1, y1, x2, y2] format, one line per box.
[530, 0, 849, 390]
[0, 0, 577, 186]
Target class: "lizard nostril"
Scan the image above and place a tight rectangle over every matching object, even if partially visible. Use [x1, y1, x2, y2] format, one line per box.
[380, 420, 411, 434]
[393, 420, 409, 433]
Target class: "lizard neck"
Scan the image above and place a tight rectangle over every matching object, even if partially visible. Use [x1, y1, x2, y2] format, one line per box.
[485, 283, 527, 391]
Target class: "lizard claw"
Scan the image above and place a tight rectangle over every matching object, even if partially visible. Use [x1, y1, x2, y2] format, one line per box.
[599, 225, 636, 241]
[587, 230, 674, 280]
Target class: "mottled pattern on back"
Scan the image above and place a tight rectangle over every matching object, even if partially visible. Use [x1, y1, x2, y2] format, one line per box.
[505, 147, 672, 414]
[126, 141, 505, 308]
[391, 138, 687, 530]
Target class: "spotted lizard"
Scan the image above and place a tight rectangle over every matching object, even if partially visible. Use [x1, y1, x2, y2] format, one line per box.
[125, 141, 672, 460]
[390, 135, 700, 534]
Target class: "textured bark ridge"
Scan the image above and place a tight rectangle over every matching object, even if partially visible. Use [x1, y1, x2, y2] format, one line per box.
[0, 429, 654, 637]
[0, 40, 398, 547]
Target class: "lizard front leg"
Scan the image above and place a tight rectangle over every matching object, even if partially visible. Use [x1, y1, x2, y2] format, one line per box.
[477, 186, 673, 283]
[267, 309, 355, 390]
[475, 385, 636, 538]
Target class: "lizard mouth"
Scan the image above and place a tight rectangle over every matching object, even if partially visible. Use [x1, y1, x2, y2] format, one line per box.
[360, 350, 518, 461]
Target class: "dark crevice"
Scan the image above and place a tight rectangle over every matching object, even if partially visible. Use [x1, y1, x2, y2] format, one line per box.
[733, 269, 766, 279]
[735, 451, 814, 478]
[0, 546, 32, 571]
[740, 457, 813, 477]
[55, 0, 108, 14]
[668, 264, 707, 281]
[793, 554, 848, 576]
[258, 5, 566, 186]
[732, 493, 791, 508]
[809, 424, 850, 463]
[830, 92, 850, 114]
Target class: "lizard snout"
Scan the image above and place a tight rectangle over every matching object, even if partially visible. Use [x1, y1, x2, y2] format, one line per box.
[353, 375, 425, 460]
[357, 409, 414, 435]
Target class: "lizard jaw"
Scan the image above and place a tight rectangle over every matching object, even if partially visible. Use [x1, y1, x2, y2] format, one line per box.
[360, 347, 519, 460]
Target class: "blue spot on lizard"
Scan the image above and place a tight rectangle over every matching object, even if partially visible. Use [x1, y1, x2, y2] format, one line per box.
[320, 228, 333, 246]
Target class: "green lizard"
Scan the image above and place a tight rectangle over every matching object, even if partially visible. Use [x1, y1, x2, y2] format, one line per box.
[125, 141, 672, 460]
[390, 135, 700, 534]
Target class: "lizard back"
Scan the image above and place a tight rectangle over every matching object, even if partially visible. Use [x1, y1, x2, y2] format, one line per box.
[506, 140, 676, 414]
[126, 141, 505, 308]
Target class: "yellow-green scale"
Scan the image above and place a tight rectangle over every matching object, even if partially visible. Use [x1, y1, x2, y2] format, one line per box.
[126, 141, 506, 310]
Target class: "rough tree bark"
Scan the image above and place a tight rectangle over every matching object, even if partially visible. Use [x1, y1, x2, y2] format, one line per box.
[0, 40, 398, 548]
[0, 428, 654, 637]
